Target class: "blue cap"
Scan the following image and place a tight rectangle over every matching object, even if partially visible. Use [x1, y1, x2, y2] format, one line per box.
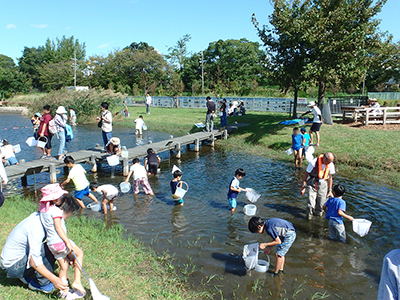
[300, 127, 306, 132]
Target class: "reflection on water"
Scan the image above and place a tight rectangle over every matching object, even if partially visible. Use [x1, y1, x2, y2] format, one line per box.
[2, 114, 400, 299]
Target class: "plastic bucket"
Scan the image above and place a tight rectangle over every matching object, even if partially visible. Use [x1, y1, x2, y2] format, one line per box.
[172, 165, 181, 174]
[26, 137, 38, 147]
[36, 137, 48, 149]
[87, 202, 102, 212]
[107, 155, 120, 166]
[243, 204, 257, 216]
[298, 119, 305, 126]
[174, 182, 189, 199]
[120, 182, 131, 193]
[255, 256, 270, 272]
[352, 219, 372, 237]
[13, 144, 21, 153]
[285, 148, 293, 155]
[143, 124, 148, 131]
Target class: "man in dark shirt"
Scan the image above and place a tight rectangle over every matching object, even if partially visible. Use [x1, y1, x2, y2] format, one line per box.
[205, 96, 216, 132]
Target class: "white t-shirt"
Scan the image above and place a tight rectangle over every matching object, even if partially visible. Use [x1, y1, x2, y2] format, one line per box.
[101, 110, 113, 133]
[306, 157, 336, 182]
[97, 184, 118, 198]
[146, 96, 152, 105]
[40, 205, 66, 245]
[69, 110, 76, 118]
[312, 106, 322, 123]
[231, 177, 240, 189]
[129, 163, 147, 180]
[1, 145, 15, 159]
[68, 164, 89, 191]
[135, 118, 144, 130]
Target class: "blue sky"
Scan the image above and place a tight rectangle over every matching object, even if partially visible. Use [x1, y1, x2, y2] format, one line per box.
[1, 0, 399, 63]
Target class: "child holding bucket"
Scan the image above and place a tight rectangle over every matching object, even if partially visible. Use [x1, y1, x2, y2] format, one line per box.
[90, 183, 119, 215]
[170, 170, 184, 206]
[227, 168, 247, 213]
[291, 127, 303, 168]
[124, 158, 154, 195]
[248, 216, 296, 276]
[323, 184, 354, 243]
[39, 184, 86, 298]
[61, 156, 99, 208]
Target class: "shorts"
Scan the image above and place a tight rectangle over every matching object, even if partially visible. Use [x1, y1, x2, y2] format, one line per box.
[135, 128, 142, 135]
[75, 186, 90, 200]
[148, 163, 158, 175]
[310, 122, 322, 132]
[276, 231, 296, 257]
[228, 197, 237, 209]
[329, 219, 346, 243]
[104, 193, 118, 201]
[48, 240, 75, 260]
[292, 145, 302, 151]
[175, 199, 184, 205]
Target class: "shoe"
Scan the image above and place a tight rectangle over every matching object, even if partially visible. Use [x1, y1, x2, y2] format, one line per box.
[40, 155, 48, 159]
[28, 281, 54, 293]
[66, 289, 86, 299]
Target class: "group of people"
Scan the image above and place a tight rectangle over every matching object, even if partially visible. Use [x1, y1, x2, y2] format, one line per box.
[204, 97, 246, 132]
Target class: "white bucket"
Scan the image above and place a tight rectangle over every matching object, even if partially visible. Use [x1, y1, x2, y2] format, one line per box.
[171, 165, 181, 174]
[87, 202, 102, 211]
[285, 148, 293, 155]
[352, 219, 372, 237]
[255, 256, 270, 273]
[143, 124, 148, 131]
[13, 144, 21, 153]
[243, 204, 257, 216]
[298, 119, 305, 126]
[121, 150, 129, 158]
[36, 137, 48, 149]
[120, 182, 131, 193]
[173, 181, 189, 199]
[26, 137, 38, 147]
[107, 155, 120, 166]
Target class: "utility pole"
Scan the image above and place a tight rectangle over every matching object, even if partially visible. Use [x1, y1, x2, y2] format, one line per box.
[72, 49, 77, 89]
[201, 51, 204, 95]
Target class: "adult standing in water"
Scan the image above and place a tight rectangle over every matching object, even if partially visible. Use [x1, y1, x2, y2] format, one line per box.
[205, 96, 216, 132]
[300, 152, 335, 220]
[145, 93, 152, 115]
[97, 102, 112, 153]
[306, 101, 323, 146]
[38, 105, 53, 159]
[54, 106, 68, 161]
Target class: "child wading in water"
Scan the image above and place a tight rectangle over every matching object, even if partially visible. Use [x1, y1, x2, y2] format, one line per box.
[90, 183, 119, 215]
[227, 168, 247, 213]
[323, 184, 354, 243]
[61, 156, 98, 208]
[125, 158, 154, 195]
[134, 115, 145, 136]
[291, 127, 303, 168]
[39, 184, 86, 298]
[170, 170, 184, 206]
[248, 216, 296, 276]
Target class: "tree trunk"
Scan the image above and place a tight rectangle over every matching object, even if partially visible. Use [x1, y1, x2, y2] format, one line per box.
[318, 78, 326, 107]
[292, 86, 298, 118]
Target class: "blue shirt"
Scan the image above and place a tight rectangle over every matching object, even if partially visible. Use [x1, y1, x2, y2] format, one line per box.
[325, 197, 346, 224]
[170, 181, 179, 194]
[292, 134, 302, 150]
[227, 177, 240, 199]
[264, 218, 295, 241]
[302, 133, 310, 147]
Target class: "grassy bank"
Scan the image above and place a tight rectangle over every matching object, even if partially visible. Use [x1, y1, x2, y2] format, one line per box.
[116, 106, 400, 189]
[0, 196, 209, 299]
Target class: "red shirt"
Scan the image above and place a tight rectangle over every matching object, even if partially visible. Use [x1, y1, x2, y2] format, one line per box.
[39, 113, 52, 136]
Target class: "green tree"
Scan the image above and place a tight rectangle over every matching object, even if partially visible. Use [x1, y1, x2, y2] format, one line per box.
[18, 46, 45, 90]
[0, 55, 30, 97]
[166, 34, 191, 72]
[43, 35, 86, 63]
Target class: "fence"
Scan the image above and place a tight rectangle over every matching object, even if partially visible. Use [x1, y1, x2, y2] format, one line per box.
[368, 92, 400, 100]
[327, 97, 368, 114]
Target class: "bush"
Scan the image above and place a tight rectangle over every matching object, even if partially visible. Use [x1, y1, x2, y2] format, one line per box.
[29, 88, 127, 120]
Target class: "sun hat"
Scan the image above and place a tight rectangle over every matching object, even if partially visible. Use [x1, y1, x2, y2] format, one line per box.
[109, 137, 120, 145]
[370, 98, 377, 102]
[34, 112, 41, 117]
[307, 101, 316, 107]
[39, 183, 68, 212]
[56, 106, 67, 114]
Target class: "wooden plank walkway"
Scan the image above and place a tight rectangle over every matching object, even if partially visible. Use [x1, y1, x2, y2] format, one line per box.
[4, 129, 227, 183]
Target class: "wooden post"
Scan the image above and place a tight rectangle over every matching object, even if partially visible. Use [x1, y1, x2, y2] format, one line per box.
[19, 159, 25, 164]
[111, 166, 115, 178]
[21, 175, 28, 187]
[365, 109, 370, 125]
[175, 143, 181, 159]
[90, 155, 97, 173]
[195, 138, 200, 152]
[383, 109, 387, 125]
[186, 144, 191, 150]
[49, 163, 57, 183]
[210, 133, 215, 146]
[342, 109, 346, 121]
[223, 129, 228, 140]
[123, 157, 129, 176]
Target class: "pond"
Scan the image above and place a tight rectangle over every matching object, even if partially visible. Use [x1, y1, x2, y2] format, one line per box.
[1, 114, 399, 299]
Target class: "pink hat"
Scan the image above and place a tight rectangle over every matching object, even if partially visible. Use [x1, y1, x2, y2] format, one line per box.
[39, 183, 68, 212]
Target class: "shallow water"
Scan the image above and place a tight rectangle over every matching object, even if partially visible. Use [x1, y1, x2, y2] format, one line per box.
[2, 114, 400, 299]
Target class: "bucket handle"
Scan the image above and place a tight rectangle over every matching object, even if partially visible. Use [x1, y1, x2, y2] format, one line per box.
[180, 181, 189, 192]
[259, 251, 271, 263]
[37, 136, 48, 143]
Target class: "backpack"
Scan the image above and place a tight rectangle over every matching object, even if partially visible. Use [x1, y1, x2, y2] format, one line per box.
[65, 124, 74, 142]
[48, 119, 58, 135]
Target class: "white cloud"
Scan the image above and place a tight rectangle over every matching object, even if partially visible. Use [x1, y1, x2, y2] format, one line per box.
[66, 26, 71, 30]
[98, 43, 110, 49]
[31, 24, 48, 28]
[6, 24, 16, 29]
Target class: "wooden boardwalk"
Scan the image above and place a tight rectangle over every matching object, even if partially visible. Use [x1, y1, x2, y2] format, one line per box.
[4, 129, 227, 184]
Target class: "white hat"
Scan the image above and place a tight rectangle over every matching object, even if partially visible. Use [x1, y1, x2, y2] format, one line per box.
[308, 101, 316, 107]
[56, 106, 67, 114]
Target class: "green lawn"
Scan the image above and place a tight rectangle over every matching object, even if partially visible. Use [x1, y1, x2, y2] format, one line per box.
[115, 106, 400, 189]
[0, 196, 209, 300]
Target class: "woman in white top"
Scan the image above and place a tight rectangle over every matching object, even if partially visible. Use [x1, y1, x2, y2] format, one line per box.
[54, 106, 68, 161]
[1, 139, 18, 165]
[307, 101, 323, 147]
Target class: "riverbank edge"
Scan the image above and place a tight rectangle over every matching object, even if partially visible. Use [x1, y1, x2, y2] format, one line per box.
[0, 196, 211, 300]
[0, 106, 29, 115]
